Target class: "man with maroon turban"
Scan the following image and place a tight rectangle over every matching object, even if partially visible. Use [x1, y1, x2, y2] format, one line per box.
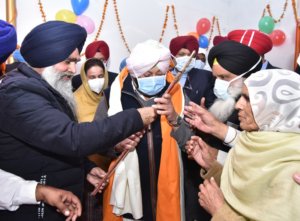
[169, 35, 216, 221]
[72, 40, 117, 91]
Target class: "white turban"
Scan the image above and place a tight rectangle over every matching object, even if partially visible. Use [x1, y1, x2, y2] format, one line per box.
[126, 40, 170, 77]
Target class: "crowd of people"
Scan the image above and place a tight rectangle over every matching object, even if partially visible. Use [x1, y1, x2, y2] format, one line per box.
[0, 18, 299, 221]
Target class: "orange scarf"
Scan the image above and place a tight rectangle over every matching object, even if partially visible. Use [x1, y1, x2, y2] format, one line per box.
[103, 68, 183, 221]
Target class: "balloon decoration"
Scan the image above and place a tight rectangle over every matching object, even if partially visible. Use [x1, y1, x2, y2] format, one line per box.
[76, 15, 95, 34]
[119, 57, 127, 72]
[269, 29, 286, 46]
[258, 16, 275, 34]
[187, 32, 199, 40]
[55, 9, 76, 23]
[71, 0, 89, 15]
[196, 18, 211, 35]
[198, 35, 209, 48]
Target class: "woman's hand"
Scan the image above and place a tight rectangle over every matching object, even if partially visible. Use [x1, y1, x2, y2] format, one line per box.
[185, 136, 216, 170]
[199, 177, 225, 216]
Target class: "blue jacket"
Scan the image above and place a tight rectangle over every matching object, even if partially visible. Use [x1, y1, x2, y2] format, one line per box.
[0, 63, 144, 221]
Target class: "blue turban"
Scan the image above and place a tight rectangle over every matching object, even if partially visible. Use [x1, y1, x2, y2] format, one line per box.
[0, 20, 17, 63]
[21, 21, 87, 68]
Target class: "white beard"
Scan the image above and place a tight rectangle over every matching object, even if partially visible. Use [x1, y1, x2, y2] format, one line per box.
[41, 66, 76, 114]
[209, 83, 242, 122]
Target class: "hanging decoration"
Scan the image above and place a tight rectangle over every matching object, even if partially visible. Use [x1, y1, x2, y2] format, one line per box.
[113, 0, 131, 53]
[261, 0, 288, 23]
[94, 0, 109, 41]
[38, 0, 46, 22]
[171, 5, 179, 36]
[159, 5, 169, 43]
[206, 16, 221, 49]
[159, 5, 179, 43]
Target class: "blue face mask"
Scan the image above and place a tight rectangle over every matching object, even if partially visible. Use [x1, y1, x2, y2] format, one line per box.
[137, 75, 166, 96]
[175, 56, 195, 73]
[194, 60, 205, 69]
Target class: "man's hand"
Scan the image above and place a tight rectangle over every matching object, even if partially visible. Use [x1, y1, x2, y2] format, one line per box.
[137, 107, 157, 126]
[153, 93, 178, 124]
[35, 184, 82, 221]
[184, 101, 228, 140]
[199, 177, 224, 216]
[185, 136, 216, 170]
[115, 130, 145, 152]
[86, 167, 108, 193]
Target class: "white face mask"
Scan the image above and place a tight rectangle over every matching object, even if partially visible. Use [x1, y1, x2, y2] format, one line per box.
[213, 56, 262, 100]
[194, 59, 205, 69]
[88, 78, 105, 94]
[175, 56, 195, 73]
[213, 75, 245, 100]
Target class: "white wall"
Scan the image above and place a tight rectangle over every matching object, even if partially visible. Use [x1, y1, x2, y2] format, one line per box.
[0, 0, 299, 72]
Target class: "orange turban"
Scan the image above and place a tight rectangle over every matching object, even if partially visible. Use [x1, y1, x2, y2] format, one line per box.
[227, 29, 273, 55]
[85, 40, 110, 60]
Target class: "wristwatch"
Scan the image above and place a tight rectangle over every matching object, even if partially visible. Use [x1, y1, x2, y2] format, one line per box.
[169, 115, 182, 127]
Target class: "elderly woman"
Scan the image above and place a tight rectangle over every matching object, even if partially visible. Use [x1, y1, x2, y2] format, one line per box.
[186, 69, 300, 221]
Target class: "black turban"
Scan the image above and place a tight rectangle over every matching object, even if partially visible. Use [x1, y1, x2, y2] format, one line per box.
[21, 21, 87, 68]
[208, 40, 262, 78]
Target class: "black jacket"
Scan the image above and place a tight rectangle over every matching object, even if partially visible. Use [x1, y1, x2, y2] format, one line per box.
[0, 63, 144, 221]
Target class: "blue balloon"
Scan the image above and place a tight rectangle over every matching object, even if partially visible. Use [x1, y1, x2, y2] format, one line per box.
[198, 35, 209, 48]
[119, 57, 127, 72]
[71, 0, 89, 15]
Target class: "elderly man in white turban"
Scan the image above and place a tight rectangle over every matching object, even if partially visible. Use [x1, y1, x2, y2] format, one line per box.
[95, 39, 185, 221]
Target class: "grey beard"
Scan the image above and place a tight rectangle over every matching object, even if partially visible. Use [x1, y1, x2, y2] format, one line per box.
[41, 66, 76, 114]
[209, 85, 242, 122]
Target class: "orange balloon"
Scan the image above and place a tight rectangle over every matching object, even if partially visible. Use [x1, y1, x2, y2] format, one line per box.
[187, 32, 199, 40]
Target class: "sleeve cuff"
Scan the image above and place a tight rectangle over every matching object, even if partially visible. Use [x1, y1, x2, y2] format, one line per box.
[217, 150, 228, 165]
[14, 181, 39, 206]
[223, 126, 238, 147]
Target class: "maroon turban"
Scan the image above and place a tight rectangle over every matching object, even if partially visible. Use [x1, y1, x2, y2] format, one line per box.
[227, 29, 273, 55]
[169, 35, 199, 56]
[85, 40, 110, 60]
[213, 35, 228, 46]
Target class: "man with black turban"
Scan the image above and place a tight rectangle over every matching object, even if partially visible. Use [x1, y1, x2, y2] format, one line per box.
[184, 39, 262, 167]
[0, 21, 156, 221]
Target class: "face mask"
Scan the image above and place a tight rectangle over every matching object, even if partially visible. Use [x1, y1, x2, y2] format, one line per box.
[175, 56, 195, 73]
[137, 75, 166, 96]
[213, 75, 244, 100]
[194, 60, 205, 69]
[88, 78, 105, 94]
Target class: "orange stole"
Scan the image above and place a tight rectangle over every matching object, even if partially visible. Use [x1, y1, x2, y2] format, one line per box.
[103, 69, 183, 221]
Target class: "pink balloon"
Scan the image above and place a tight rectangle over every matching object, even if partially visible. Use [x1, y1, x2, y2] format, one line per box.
[196, 18, 211, 35]
[76, 15, 95, 34]
[269, 29, 286, 46]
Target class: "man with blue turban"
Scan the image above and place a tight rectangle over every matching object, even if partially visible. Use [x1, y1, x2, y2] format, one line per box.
[0, 19, 17, 76]
[0, 21, 156, 221]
